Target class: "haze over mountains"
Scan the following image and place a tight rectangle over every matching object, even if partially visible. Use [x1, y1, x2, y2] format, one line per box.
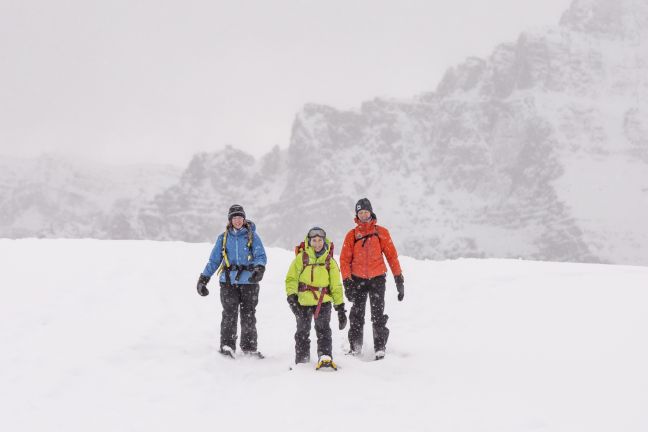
[1, 0, 647, 265]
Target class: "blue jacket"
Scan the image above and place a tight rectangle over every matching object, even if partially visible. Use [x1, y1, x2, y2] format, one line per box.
[202, 222, 267, 284]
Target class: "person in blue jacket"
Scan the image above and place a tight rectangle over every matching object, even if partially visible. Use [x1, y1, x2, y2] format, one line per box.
[196, 204, 267, 358]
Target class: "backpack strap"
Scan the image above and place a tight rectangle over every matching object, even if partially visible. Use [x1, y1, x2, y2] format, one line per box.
[217, 226, 232, 285]
[245, 222, 254, 261]
[325, 242, 334, 271]
[298, 283, 329, 319]
[354, 229, 380, 248]
[221, 228, 230, 267]
[302, 247, 309, 268]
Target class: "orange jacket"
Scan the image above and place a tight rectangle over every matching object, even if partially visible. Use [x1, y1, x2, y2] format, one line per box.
[340, 218, 402, 280]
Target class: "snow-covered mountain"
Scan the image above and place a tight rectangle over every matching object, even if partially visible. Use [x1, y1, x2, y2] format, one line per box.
[0, 155, 181, 239]
[142, 0, 648, 264]
[133, 146, 288, 242]
[2, 0, 647, 265]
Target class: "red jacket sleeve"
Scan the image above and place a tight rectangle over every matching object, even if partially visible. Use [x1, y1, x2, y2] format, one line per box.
[340, 229, 356, 280]
[378, 226, 402, 277]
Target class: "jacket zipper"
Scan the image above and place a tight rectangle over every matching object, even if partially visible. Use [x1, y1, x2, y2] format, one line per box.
[365, 229, 369, 278]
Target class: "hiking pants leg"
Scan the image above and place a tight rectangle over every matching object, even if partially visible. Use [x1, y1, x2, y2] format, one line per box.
[348, 279, 369, 351]
[239, 283, 260, 352]
[219, 282, 240, 350]
[314, 303, 332, 358]
[294, 306, 313, 362]
[368, 275, 389, 352]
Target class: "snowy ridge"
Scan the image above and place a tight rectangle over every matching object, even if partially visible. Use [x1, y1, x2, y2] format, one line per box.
[1, 239, 647, 431]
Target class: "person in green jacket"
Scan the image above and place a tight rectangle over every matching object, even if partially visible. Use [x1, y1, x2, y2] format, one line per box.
[285, 227, 347, 368]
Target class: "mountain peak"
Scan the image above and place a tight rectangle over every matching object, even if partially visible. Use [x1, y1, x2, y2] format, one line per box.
[560, 0, 648, 38]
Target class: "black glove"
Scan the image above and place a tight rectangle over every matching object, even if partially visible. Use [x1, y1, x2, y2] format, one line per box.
[247, 265, 265, 283]
[287, 294, 300, 316]
[395, 274, 405, 301]
[343, 278, 356, 303]
[197, 274, 210, 296]
[334, 303, 347, 330]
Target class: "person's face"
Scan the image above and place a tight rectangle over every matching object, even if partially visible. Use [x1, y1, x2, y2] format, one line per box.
[357, 209, 372, 222]
[231, 216, 245, 229]
[310, 236, 324, 252]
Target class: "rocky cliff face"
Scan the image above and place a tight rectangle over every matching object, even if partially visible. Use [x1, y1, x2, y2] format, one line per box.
[223, 0, 645, 264]
[2, 0, 647, 265]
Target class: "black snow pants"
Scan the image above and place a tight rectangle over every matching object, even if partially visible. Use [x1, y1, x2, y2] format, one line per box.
[219, 282, 260, 352]
[293, 302, 332, 363]
[348, 274, 389, 352]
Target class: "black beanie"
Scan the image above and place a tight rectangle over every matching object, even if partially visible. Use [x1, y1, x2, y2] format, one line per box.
[228, 204, 246, 221]
[355, 198, 373, 215]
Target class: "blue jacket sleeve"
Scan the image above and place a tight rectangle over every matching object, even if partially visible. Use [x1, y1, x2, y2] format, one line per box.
[252, 232, 267, 267]
[202, 234, 224, 277]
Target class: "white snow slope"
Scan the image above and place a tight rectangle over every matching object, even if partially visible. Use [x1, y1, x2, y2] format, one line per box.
[2, 239, 647, 432]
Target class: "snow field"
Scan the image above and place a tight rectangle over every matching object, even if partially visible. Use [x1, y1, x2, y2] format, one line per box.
[1, 239, 647, 431]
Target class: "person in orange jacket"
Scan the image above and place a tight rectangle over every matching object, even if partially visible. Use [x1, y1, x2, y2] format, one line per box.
[339, 198, 404, 360]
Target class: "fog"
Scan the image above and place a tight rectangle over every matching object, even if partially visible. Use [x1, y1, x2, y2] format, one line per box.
[0, 0, 571, 165]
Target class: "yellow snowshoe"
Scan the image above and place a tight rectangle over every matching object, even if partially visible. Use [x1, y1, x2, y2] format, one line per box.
[315, 355, 338, 371]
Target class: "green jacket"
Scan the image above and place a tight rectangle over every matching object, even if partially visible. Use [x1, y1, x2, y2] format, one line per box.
[285, 238, 344, 307]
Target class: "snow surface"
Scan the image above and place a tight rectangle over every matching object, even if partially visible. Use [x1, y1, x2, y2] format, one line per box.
[2, 239, 647, 431]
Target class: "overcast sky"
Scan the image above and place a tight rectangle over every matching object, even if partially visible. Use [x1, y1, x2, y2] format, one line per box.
[0, 0, 573, 166]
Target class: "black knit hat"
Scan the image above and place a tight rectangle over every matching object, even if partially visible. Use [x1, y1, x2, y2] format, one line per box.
[228, 204, 246, 221]
[355, 198, 373, 216]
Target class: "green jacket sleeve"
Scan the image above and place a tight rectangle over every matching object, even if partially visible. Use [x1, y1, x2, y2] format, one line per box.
[285, 254, 302, 296]
[328, 259, 344, 305]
